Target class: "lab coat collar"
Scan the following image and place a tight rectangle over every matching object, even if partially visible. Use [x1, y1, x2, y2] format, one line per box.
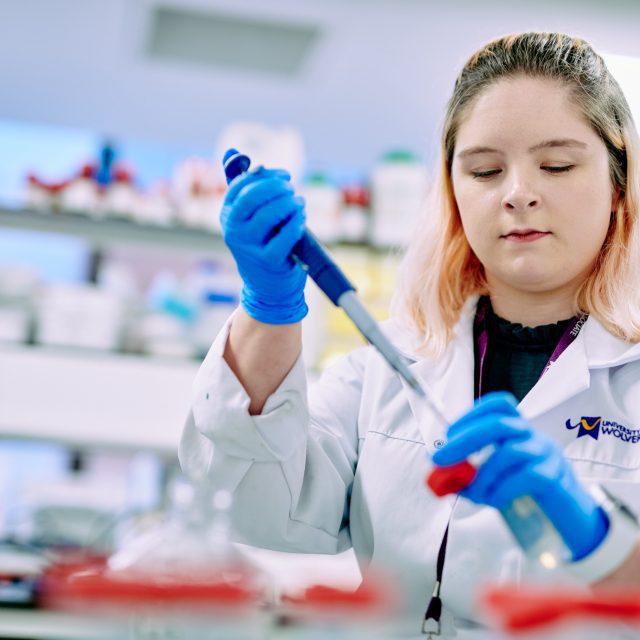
[582, 315, 640, 368]
[388, 298, 640, 432]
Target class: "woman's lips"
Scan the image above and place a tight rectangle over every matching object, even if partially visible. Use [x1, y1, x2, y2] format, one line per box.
[502, 231, 550, 243]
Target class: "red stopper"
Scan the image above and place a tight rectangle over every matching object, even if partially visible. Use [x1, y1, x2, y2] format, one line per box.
[426, 461, 478, 496]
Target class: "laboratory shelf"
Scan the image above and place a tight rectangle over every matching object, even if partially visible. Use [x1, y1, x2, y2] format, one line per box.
[0, 344, 199, 454]
[0, 205, 225, 253]
[0, 205, 389, 255]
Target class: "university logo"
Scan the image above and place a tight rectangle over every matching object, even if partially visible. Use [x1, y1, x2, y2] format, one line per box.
[565, 417, 601, 440]
[566, 417, 640, 444]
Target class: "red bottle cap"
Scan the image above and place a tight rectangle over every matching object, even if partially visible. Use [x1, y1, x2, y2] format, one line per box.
[426, 461, 477, 496]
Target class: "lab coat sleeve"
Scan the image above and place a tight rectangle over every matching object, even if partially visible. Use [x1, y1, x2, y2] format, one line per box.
[179, 311, 363, 555]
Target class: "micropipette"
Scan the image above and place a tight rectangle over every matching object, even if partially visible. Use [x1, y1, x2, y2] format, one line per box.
[222, 148, 429, 401]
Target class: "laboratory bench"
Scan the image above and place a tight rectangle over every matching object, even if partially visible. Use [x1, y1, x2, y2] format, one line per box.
[0, 608, 111, 640]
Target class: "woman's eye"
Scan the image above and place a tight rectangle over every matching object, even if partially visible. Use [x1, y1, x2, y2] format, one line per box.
[471, 169, 501, 179]
[542, 165, 575, 173]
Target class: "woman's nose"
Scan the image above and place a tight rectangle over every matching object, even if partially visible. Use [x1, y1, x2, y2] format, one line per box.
[501, 174, 540, 212]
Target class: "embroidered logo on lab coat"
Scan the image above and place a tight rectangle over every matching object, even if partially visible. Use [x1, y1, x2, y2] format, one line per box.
[566, 416, 601, 440]
[566, 417, 640, 444]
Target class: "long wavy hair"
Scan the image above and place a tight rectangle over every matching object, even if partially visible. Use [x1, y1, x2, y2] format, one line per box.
[392, 32, 640, 356]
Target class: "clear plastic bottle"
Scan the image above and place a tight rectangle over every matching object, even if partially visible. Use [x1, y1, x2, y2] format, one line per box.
[108, 478, 270, 638]
[427, 459, 571, 569]
[500, 496, 571, 569]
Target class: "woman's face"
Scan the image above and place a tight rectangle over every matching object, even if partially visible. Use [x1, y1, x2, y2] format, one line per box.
[451, 76, 617, 300]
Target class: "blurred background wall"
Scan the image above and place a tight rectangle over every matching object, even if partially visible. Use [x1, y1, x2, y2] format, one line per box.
[1, 0, 640, 176]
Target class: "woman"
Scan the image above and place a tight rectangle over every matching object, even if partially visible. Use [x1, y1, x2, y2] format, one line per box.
[180, 32, 640, 636]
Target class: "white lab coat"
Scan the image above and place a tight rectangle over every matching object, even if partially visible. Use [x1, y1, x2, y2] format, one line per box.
[179, 299, 640, 637]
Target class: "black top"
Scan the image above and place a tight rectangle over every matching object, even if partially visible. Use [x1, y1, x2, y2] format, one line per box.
[474, 298, 575, 402]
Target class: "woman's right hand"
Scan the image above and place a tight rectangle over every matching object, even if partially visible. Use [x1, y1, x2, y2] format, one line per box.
[220, 163, 308, 325]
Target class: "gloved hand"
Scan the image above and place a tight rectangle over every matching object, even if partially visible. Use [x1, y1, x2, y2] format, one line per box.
[431, 392, 609, 561]
[220, 154, 307, 324]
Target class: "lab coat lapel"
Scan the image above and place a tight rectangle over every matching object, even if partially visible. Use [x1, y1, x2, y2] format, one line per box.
[518, 320, 590, 420]
[400, 315, 476, 448]
[520, 315, 640, 419]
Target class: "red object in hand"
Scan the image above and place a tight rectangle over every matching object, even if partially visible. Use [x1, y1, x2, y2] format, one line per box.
[426, 461, 478, 497]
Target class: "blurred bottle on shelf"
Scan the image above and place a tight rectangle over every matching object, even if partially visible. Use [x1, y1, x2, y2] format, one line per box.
[59, 164, 101, 215]
[340, 184, 370, 244]
[0, 266, 40, 345]
[102, 165, 140, 221]
[36, 283, 126, 352]
[299, 174, 342, 243]
[134, 179, 175, 227]
[94, 141, 116, 188]
[184, 259, 240, 357]
[133, 261, 240, 359]
[24, 174, 69, 211]
[135, 269, 196, 359]
[215, 121, 305, 185]
[173, 157, 224, 232]
[370, 150, 429, 248]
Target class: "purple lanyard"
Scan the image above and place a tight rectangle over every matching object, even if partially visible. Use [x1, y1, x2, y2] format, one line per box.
[474, 297, 588, 398]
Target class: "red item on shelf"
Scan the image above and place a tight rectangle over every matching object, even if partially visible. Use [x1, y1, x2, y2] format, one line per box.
[426, 461, 478, 497]
[342, 185, 370, 208]
[112, 165, 134, 184]
[79, 163, 96, 179]
[27, 173, 71, 194]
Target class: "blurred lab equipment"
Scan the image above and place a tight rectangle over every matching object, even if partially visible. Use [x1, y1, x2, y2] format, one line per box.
[481, 583, 640, 639]
[59, 164, 101, 215]
[370, 150, 429, 247]
[299, 174, 342, 243]
[172, 157, 224, 231]
[40, 477, 270, 639]
[340, 185, 370, 243]
[0, 266, 40, 344]
[277, 576, 399, 639]
[36, 283, 126, 351]
[216, 121, 305, 185]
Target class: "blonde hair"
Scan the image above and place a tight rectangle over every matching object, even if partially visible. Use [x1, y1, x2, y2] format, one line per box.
[392, 32, 640, 356]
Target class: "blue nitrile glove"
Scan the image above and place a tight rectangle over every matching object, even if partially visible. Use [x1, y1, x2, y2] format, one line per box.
[431, 392, 609, 561]
[220, 160, 307, 324]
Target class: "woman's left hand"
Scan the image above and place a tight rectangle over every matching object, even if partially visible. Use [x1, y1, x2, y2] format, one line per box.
[431, 392, 608, 561]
